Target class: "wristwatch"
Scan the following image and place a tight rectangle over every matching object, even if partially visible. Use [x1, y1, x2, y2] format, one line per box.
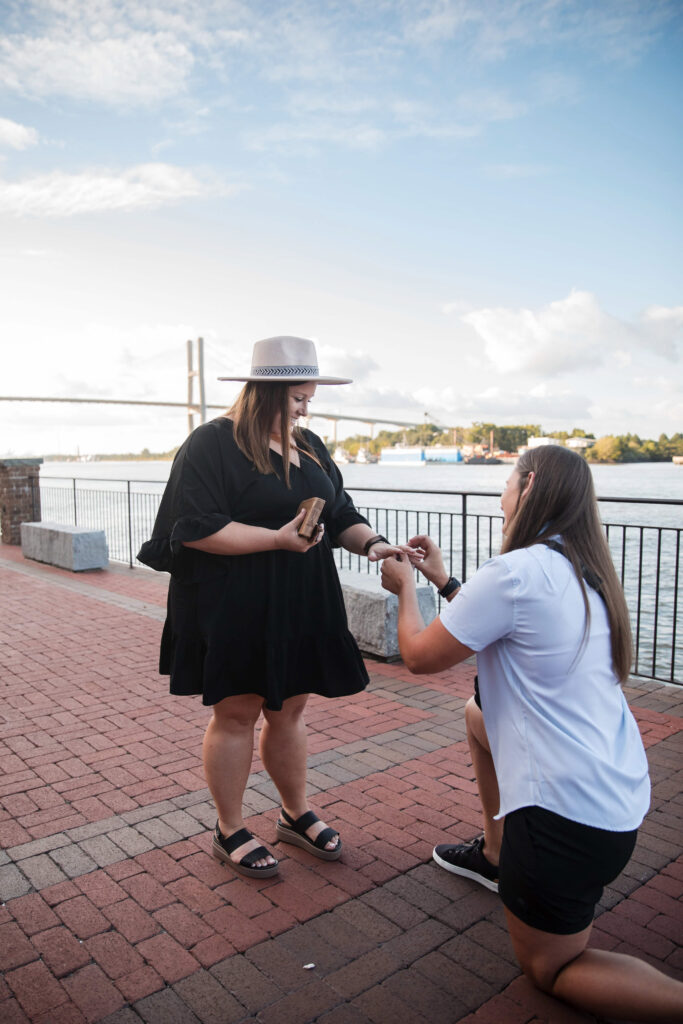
[438, 576, 461, 599]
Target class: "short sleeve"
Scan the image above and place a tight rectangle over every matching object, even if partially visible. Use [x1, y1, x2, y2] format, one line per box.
[440, 556, 516, 651]
[166, 427, 233, 552]
[137, 422, 232, 574]
[302, 431, 369, 545]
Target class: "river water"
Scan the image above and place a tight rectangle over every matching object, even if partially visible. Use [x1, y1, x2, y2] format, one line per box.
[41, 457, 683, 524]
[41, 457, 683, 496]
[39, 458, 682, 682]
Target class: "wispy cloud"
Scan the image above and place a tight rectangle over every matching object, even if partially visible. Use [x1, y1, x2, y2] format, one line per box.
[0, 116, 38, 149]
[0, 27, 195, 106]
[246, 119, 388, 152]
[455, 89, 527, 122]
[1, 0, 672, 133]
[0, 163, 241, 216]
[484, 162, 549, 179]
[401, 0, 677, 63]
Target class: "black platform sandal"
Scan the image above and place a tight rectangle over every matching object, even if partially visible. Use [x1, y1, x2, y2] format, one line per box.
[276, 809, 342, 861]
[212, 823, 279, 878]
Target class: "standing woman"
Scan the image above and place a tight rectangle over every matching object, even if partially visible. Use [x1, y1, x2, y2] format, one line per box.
[380, 445, 683, 1022]
[139, 337, 405, 878]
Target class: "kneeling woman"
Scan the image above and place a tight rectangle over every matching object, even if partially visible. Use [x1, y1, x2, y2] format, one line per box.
[380, 445, 683, 1022]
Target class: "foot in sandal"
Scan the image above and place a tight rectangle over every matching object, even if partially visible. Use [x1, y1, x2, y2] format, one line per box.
[212, 823, 279, 878]
[276, 808, 342, 860]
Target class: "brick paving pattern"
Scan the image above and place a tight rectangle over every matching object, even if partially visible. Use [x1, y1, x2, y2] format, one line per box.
[0, 543, 681, 1023]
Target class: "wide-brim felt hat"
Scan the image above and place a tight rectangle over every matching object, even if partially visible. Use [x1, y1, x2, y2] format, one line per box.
[217, 336, 352, 384]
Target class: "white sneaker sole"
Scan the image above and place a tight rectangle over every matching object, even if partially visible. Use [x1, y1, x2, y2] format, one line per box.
[432, 846, 499, 893]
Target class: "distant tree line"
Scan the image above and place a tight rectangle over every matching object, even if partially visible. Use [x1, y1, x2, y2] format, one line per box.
[587, 433, 683, 463]
[44, 446, 180, 462]
[331, 425, 683, 463]
[44, 429, 683, 464]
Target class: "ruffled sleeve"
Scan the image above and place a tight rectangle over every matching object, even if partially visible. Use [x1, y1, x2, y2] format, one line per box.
[302, 431, 369, 546]
[137, 422, 232, 577]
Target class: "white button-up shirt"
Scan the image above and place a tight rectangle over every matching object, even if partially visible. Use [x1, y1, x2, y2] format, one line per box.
[440, 543, 650, 831]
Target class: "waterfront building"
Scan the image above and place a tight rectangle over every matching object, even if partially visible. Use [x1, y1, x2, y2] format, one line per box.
[379, 446, 426, 466]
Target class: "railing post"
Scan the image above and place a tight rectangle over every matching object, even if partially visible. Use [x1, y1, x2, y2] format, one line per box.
[672, 531, 680, 683]
[652, 529, 663, 679]
[127, 480, 133, 568]
[72, 478, 78, 525]
[461, 493, 468, 581]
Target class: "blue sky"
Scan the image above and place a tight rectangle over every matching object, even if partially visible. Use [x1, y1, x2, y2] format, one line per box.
[1, 0, 681, 455]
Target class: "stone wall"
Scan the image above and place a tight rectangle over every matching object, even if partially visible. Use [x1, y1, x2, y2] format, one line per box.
[0, 459, 43, 545]
[338, 568, 436, 659]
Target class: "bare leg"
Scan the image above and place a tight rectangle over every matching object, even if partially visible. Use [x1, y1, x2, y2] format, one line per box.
[465, 695, 503, 865]
[260, 694, 339, 851]
[203, 693, 276, 868]
[505, 907, 683, 1021]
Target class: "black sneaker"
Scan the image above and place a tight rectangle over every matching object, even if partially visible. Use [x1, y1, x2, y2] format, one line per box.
[433, 835, 499, 892]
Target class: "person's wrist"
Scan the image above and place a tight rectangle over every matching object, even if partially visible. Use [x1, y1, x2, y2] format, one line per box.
[433, 570, 450, 591]
[363, 534, 388, 557]
[438, 575, 461, 599]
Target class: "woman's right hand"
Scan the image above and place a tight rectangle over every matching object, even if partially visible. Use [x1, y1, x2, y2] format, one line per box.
[408, 534, 450, 590]
[274, 510, 325, 553]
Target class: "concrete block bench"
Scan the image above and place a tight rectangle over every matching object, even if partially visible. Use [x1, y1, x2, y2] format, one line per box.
[20, 521, 109, 571]
[338, 568, 436, 659]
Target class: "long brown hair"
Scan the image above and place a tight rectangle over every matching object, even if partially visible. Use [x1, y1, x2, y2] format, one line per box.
[502, 445, 632, 682]
[228, 381, 320, 487]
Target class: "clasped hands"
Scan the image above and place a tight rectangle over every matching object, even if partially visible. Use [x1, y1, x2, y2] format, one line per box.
[380, 534, 448, 594]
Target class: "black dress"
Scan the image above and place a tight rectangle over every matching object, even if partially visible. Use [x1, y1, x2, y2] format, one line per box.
[137, 417, 370, 710]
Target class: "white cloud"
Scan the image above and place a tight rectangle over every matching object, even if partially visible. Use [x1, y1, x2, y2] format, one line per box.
[0, 29, 195, 106]
[640, 305, 683, 358]
[457, 290, 683, 377]
[410, 381, 592, 425]
[318, 346, 379, 381]
[460, 290, 616, 374]
[338, 385, 425, 414]
[0, 163, 240, 216]
[0, 117, 38, 149]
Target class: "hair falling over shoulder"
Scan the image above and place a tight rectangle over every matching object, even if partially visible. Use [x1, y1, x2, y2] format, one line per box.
[502, 445, 633, 682]
[228, 381, 317, 488]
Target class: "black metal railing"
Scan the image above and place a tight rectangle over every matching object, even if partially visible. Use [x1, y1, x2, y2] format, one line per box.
[34, 477, 682, 686]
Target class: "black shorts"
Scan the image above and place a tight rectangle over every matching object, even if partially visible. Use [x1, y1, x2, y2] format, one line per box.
[499, 805, 637, 935]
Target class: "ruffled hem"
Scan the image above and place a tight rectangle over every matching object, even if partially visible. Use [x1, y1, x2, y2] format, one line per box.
[162, 626, 369, 710]
[137, 512, 231, 575]
[169, 512, 231, 554]
[137, 537, 173, 572]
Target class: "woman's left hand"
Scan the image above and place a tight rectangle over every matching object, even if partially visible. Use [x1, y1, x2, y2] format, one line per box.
[380, 553, 416, 594]
[368, 542, 424, 564]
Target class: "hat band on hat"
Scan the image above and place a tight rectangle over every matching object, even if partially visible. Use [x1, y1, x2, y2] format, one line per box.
[252, 364, 319, 377]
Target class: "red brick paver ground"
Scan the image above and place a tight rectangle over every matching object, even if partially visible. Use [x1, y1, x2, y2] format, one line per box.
[1, 545, 681, 1023]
